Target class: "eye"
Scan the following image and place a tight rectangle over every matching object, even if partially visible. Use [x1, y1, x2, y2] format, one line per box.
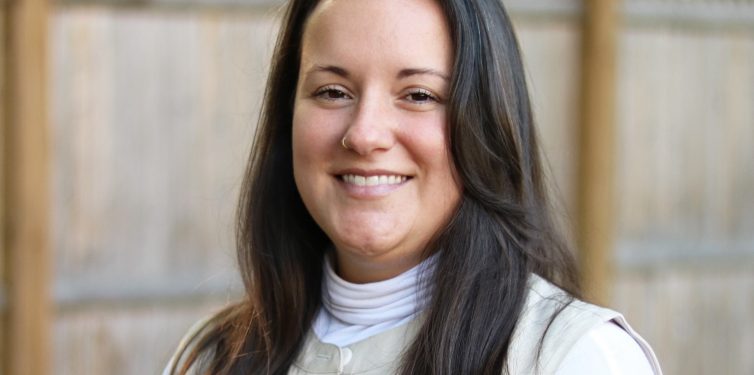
[314, 85, 351, 101]
[403, 88, 439, 104]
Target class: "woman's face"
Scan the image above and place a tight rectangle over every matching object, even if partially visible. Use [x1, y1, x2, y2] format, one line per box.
[292, 0, 461, 283]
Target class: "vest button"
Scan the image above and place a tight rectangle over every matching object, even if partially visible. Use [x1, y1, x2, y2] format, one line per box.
[341, 347, 353, 365]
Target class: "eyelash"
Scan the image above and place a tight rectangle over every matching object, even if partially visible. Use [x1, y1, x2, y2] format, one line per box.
[403, 88, 440, 104]
[313, 85, 351, 101]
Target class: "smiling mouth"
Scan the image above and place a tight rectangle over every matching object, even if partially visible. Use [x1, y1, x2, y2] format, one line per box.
[339, 174, 411, 187]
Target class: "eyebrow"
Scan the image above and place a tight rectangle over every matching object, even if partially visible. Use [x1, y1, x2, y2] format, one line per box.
[397, 68, 450, 82]
[309, 65, 350, 78]
[307, 65, 449, 82]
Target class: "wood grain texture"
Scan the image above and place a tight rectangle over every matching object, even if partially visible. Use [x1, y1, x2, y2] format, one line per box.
[616, 26, 754, 246]
[613, 18, 754, 375]
[614, 265, 754, 375]
[514, 18, 582, 237]
[3, 0, 51, 374]
[49, 8, 280, 373]
[54, 302, 223, 375]
[50, 7, 279, 306]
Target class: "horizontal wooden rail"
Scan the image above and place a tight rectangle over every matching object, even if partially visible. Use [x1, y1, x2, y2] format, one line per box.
[617, 239, 754, 270]
[54, 280, 241, 312]
[626, 2, 754, 29]
[53, 0, 754, 28]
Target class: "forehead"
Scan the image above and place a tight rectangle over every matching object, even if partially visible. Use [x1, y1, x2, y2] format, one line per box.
[300, 0, 452, 72]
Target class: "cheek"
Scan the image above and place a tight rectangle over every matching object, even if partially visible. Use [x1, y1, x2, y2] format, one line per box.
[293, 105, 325, 168]
[292, 103, 345, 202]
[292, 103, 347, 157]
[426, 148, 462, 228]
[292, 106, 320, 193]
[403, 115, 461, 204]
[403, 114, 454, 177]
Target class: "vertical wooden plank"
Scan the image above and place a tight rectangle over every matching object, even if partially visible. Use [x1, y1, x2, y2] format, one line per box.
[0, 0, 7, 373]
[2, 0, 51, 374]
[577, 0, 619, 305]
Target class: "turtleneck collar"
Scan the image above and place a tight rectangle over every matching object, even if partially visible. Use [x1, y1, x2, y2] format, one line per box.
[313, 254, 437, 347]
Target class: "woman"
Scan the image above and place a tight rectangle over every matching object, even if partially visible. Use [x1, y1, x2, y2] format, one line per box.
[166, 0, 662, 374]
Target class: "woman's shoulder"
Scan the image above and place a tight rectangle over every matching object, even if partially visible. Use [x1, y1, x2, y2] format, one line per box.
[162, 313, 217, 375]
[523, 274, 621, 327]
[506, 274, 662, 374]
[162, 304, 245, 375]
[556, 321, 658, 374]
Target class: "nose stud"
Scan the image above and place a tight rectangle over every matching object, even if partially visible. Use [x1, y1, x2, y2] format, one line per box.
[341, 135, 350, 150]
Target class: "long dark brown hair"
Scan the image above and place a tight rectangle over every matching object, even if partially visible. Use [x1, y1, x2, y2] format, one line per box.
[170, 0, 579, 374]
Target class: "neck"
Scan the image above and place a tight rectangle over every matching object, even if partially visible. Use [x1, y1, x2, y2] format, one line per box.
[331, 250, 425, 283]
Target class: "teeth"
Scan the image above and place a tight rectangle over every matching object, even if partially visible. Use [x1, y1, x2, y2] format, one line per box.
[342, 174, 407, 186]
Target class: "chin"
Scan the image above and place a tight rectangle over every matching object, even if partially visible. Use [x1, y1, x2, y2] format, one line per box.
[338, 238, 396, 258]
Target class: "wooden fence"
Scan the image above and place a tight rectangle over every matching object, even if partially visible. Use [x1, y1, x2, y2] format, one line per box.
[2, 0, 754, 374]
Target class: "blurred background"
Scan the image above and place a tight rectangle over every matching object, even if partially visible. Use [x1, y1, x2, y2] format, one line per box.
[1, 0, 752, 374]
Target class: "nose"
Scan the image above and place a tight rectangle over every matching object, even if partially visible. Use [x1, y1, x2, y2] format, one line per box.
[342, 93, 396, 156]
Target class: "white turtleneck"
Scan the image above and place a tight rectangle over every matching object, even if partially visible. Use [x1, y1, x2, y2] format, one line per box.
[312, 255, 435, 347]
[310, 255, 655, 374]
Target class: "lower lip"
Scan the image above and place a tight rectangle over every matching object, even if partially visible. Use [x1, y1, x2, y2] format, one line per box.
[336, 176, 410, 198]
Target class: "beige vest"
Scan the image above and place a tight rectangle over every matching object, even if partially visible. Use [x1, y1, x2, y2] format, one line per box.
[166, 275, 662, 374]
